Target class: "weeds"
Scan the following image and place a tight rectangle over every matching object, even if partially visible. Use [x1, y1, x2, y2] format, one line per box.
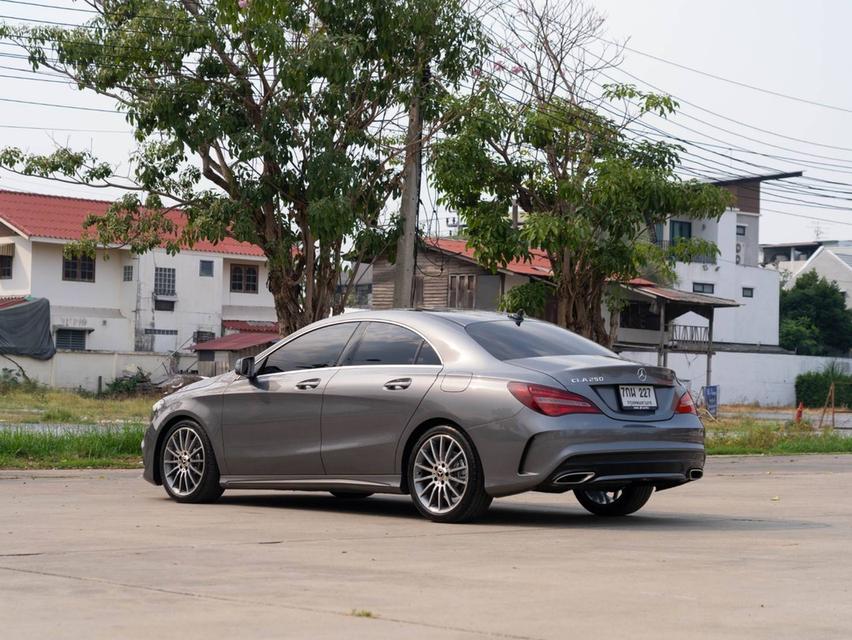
[0, 426, 145, 469]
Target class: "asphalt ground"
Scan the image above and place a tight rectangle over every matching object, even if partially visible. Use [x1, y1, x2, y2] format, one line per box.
[1, 455, 850, 639]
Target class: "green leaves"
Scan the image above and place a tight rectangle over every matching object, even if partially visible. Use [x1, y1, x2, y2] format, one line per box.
[780, 271, 852, 355]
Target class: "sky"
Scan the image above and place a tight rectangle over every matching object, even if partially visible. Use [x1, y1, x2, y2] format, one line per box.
[0, 0, 851, 245]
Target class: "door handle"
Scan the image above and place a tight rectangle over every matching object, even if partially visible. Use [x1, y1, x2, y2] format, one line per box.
[384, 378, 412, 391]
[295, 378, 321, 390]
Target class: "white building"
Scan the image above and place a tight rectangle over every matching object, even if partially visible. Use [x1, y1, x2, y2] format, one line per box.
[656, 173, 802, 347]
[0, 190, 277, 355]
[761, 240, 852, 307]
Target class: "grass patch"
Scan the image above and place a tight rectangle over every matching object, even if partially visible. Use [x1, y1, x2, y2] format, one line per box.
[0, 425, 145, 469]
[0, 388, 153, 424]
[706, 418, 852, 455]
[350, 610, 375, 618]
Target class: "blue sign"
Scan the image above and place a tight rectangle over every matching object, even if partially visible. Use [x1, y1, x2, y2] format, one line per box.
[704, 385, 719, 417]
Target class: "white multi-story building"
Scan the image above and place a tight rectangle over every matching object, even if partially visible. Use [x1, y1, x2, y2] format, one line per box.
[0, 190, 277, 354]
[655, 173, 801, 347]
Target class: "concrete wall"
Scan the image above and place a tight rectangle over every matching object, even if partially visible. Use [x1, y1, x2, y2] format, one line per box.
[11, 351, 198, 392]
[621, 350, 850, 407]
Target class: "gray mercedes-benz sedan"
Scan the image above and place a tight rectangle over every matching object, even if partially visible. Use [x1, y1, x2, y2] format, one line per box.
[142, 309, 704, 522]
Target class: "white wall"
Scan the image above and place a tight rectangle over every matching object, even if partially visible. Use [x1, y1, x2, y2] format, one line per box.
[622, 350, 849, 407]
[12, 351, 198, 392]
[0, 235, 32, 295]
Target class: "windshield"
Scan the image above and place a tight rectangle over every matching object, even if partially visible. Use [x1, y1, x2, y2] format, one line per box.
[465, 320, 616, 361]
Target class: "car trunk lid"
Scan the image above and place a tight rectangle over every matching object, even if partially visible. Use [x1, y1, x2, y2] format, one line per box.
[507, 355, 679, 421]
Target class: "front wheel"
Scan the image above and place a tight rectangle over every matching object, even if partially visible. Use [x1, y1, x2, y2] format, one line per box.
[159, 420, 223, 503]
[574, 485, 653, 516]
[407, 425, 492, 523]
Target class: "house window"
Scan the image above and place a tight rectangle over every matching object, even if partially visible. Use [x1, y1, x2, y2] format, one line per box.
[199, 260, 214, 277]
[742, 287, 754, 298]
[230, 264, 258, 293]
[619, 301, 661, 331]
[123, 265, 133, 282]
[448, 274, 476, 309]
[736, 224, 747, 236]
[0, 255, 11, 279]
[154, 267, 176, 296]
[670, 221, 692, 242]
[143, 328, 178, 335]
[55, 328, 87, 351]
[693, 282, 715, 294]
[154, 299, 175, 312]
[63, 254, 95, 282]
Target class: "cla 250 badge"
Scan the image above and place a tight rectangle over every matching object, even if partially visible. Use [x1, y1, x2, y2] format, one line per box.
[570, 376, 605, 383]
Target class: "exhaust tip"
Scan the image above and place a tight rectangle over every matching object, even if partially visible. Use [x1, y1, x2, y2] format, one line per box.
[554, 471, 596, 485]
[688, 468, 703, 480]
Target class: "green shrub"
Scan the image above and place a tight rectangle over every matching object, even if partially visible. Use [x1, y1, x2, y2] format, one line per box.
[795, 361, 852, 408]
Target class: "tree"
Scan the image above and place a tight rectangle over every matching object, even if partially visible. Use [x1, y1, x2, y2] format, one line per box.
[0, 0, 482, 334]
[431, 0, 730, 345]
[780, 271, 852, 355]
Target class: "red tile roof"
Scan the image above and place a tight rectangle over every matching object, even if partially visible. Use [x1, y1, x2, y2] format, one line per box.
[193, 332, 278, 352]
[0, 296, 28, 310]
[426, 237, 553, 277]
[425, 238, 654, 285]
[0, 189, 264, 257]
[222, 319, 279, 334]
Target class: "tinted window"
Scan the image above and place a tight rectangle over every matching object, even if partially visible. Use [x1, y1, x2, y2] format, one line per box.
[416, 342, 441, 365]
[259, 323, 357, 374]
[465, 320, 615, 361]
[347, 322, 433, 366]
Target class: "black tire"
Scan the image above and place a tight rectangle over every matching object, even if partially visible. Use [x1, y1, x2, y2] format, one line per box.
[574, 484, 653, 516]
[329, 491, 373, 499]
[159, 420, 224, 503]
[407, 424, 492, 523]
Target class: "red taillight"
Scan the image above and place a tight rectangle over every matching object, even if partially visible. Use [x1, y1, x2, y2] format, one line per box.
[507, 382, 601, 416]
[676, 391, 697, 414]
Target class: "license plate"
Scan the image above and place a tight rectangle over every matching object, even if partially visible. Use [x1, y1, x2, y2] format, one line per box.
[619, 385, 657, 410]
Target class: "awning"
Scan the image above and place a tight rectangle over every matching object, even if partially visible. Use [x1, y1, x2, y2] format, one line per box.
[193, 332, 278, 352]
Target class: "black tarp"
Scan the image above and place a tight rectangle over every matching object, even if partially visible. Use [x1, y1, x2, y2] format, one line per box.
[0, 297, 56, 360]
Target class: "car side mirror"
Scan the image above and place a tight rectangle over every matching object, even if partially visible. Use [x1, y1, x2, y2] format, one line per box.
[234, 356, 256, 378]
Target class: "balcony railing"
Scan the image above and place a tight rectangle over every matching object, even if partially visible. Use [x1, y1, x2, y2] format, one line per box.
[652, 239, 716, 265]
[667, 324, 711, 350]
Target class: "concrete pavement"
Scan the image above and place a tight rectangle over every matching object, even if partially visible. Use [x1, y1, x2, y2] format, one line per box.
[1, 455, 850, 639]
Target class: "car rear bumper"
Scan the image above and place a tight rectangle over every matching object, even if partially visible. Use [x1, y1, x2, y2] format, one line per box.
[535, 449, 705, 493]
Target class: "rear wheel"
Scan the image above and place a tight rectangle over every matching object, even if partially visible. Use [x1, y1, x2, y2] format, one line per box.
[329, 491, 373, 499]
[574, 485, 653, 516]
[159, 420, 223, 503]
[407, 425, 492, 523]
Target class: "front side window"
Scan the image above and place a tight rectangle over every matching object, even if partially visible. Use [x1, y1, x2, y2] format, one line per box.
[670, 220, 692, 242]
[465, 320, 615, 361]
[230, 264, 258, 293]
[693, 282, 715, 294]
[0, 254, 11, 279]
[259, 322, 358, 375]
[63, 254, 95, 282]
[154, 267, 176, 296]
[345, 322, 440, 366]
[55, 328, 87, 350]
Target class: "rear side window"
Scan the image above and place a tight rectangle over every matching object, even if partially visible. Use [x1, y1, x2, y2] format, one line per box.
[259, 323, 357, 374]
[465, 320, 615, 361]
[347, 322, 440, 366]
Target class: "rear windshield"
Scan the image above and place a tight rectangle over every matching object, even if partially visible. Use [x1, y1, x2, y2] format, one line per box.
[465, 320, 616, 361]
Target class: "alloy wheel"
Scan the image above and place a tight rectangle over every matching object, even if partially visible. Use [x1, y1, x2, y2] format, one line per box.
[412, 433, 469, 515]
[162, 426, 205, 497]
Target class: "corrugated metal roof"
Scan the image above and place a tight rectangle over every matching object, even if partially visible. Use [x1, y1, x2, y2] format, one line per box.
[0, 189, 264, 257]
[193, 331, 278, 352]
[628, 284, 739, 308]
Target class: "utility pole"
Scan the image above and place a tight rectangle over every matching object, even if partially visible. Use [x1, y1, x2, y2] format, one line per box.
[393, 66, 427, 309]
